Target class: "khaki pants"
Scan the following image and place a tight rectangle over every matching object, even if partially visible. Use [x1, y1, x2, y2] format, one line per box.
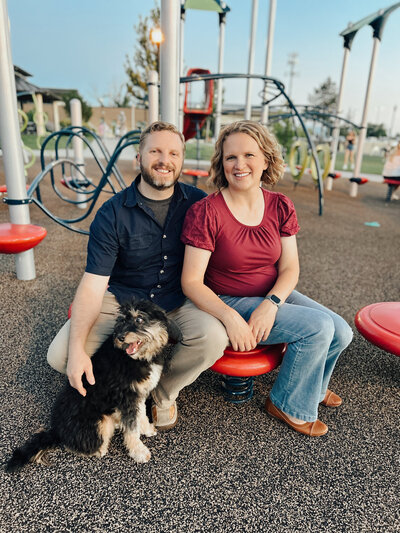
[47, 292, 228, 408]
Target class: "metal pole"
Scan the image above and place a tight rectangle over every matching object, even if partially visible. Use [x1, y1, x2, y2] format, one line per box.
[70, 98, 87, 208]
[0, 0, 36, 280]
[214, 10, 226, 138]
[350, 36, 381, 197]
[244, 0, 258, 120]
[160, 0, 180, 126]
[178, 4, 185, 131]
[148, 70, 159, 124]
[327, 46, 350, 191]
[261, 0, 276, 125]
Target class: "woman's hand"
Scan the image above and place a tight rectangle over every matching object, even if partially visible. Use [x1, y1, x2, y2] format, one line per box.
[248, 300, 278, 343]
[222, 308, 257, 352]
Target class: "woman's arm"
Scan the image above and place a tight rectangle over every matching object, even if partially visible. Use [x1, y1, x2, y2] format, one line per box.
[181, 245, 257, 351]
[248, 235, 299, 343]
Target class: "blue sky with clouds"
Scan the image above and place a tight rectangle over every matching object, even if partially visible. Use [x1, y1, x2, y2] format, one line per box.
[7, 0, 400, 134]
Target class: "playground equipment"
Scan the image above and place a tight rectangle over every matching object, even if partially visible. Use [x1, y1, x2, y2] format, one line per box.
[181, 68, 214, 186]
[182, 68, 213, 141]
[330, 2, 400, 197]
[355, 302, 400, 357]
[210, 344, 286, 403]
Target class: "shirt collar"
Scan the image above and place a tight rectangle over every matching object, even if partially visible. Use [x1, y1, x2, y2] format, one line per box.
[124, 174, 188, 207]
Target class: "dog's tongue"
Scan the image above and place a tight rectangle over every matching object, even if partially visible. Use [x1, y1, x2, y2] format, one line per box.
[126, 341, 141, 355]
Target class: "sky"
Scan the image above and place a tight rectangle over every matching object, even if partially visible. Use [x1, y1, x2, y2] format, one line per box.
[7, 0, 400, 135]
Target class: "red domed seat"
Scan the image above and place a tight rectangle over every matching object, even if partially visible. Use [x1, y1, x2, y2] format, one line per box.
[355, 302, 400, 356]
[0, 223, 47, 254]
[210, 344, 286, 403]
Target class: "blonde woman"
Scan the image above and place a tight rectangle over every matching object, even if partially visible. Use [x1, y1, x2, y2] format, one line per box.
[181, 121, 353, 437]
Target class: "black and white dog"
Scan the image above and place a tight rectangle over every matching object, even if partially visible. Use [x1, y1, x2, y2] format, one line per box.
[6, 299, 181, 472]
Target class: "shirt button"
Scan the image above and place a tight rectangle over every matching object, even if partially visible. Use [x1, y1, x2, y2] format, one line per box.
[160, 269, 164, 274]
[150, 294, 154, 298]
[163, 234, 167, 239]
[157, 284, 161, 288]
[163, 255, 168, 260]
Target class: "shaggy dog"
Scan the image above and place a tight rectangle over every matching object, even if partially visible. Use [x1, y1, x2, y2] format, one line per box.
[6, 299, 181, 472]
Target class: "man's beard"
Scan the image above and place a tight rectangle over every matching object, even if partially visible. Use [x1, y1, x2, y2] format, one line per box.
[140, 163, 181, 191]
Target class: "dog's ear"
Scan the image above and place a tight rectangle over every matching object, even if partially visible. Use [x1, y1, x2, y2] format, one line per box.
[167, 319, 182, 344]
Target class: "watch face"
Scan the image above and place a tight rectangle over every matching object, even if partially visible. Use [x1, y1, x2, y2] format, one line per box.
[270, 295, 281, 305]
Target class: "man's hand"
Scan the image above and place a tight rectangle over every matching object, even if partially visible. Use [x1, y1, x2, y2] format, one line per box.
[66, 349, 95, 397]
[248, 300, 278, 344]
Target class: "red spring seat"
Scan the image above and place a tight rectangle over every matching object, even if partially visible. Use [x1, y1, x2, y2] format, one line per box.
[0, 223, 47, 254]
[355, 302, 400, 357]
[210, 344, 286, 403]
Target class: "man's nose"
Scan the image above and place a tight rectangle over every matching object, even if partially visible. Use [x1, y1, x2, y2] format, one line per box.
[157, 152, 170, 165]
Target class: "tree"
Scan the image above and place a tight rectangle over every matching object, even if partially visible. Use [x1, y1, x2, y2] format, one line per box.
[125, 5, 160, 106]
[270, 119, 296, 156]
[308, 77, 338, 112]
[367, 122, 387, 137]
[62, 90, 92, 122]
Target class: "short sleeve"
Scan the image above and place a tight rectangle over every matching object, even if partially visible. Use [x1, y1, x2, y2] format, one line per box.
[86, 201, 119, 275]
[181, 197, 218, 251]
[277, 194, 300, 237]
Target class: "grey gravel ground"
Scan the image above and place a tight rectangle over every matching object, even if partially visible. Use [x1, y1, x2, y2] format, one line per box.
[0, 159, 399, 533]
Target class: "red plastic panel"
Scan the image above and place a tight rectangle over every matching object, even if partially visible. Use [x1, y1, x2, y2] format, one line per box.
[355, 302, 400, 356]
[182, 169, 209, 178]
[0, 223, 47, 254]
[211, 344, 286, 377]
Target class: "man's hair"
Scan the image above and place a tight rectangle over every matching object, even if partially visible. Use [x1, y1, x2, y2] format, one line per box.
[139, 121, 185, 154]
[209, 120, 285, 189]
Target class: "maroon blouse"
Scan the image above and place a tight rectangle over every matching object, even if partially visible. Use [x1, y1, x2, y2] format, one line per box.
[181, 189, 300, 297]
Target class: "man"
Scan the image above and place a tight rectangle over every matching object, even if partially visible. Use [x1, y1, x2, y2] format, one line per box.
[47, 121, 228, 430]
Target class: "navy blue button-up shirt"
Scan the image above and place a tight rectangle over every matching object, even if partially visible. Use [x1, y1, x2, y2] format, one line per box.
[86, 176, 206, 311]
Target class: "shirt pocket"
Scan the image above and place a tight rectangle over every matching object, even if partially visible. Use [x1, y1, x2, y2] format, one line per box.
[119, 234, 155, 267]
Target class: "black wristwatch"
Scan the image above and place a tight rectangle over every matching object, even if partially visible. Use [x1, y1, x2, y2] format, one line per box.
[265, 294, 282, 308]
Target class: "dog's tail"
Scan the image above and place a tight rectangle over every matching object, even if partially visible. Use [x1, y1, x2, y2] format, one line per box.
[6, 429, 60, 473]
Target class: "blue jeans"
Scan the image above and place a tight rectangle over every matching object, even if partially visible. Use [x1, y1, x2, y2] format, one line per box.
[219, 290, 353, 422]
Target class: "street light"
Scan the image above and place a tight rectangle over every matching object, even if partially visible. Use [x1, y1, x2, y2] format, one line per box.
[150, 27, 164, 75]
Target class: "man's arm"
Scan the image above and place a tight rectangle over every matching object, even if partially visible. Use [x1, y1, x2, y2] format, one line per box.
[67, 272, 110, 396]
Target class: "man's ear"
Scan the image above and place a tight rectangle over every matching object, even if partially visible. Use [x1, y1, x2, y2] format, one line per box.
[136, 153, 140, 164]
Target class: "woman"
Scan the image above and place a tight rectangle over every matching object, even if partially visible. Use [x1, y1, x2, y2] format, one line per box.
[382, 141, 400, 202]
[181, 121, 353, 437]
[343, 130, 356, 170]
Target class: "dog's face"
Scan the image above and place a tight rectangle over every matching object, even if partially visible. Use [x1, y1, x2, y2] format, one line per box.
[113, 299, 181, 362]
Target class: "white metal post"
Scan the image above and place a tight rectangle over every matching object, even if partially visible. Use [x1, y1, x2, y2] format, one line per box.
[0, 0, 35, 280]
[327, 46, 350, 191]
[350, 37, 381, 198]
[52, 101, 65, 132]
[214, 9, 226, 138]
[70, 98, 87, 208]
[261, 0, 276, 125]
[244, 0, 258, 120]
[160, 0, 180, 126]
[35, 93, 45, 136]
[178, 4, 185, 131]
[148, 70, 159, 124]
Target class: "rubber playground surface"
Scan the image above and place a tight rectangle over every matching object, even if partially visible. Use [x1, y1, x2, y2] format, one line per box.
[0, 158, 399, 532]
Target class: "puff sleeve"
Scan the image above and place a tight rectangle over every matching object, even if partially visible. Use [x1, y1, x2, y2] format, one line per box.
[277, 194, 300, 237]
[181, 197, 219, 251]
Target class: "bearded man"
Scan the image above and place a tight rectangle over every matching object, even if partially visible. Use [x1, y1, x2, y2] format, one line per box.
[47, 121, 228, 430]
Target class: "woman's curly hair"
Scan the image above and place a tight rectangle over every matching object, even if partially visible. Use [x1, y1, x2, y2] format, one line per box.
[209, 120, 285, 189]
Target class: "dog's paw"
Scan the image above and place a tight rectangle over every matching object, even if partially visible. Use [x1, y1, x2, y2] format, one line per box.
[130, 443, 151, 463]
[142, 423, 157, 438]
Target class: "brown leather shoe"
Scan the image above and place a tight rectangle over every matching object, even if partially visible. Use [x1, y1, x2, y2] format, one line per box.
[320, 390, 342, 407]
[265, 397, 328, 437]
